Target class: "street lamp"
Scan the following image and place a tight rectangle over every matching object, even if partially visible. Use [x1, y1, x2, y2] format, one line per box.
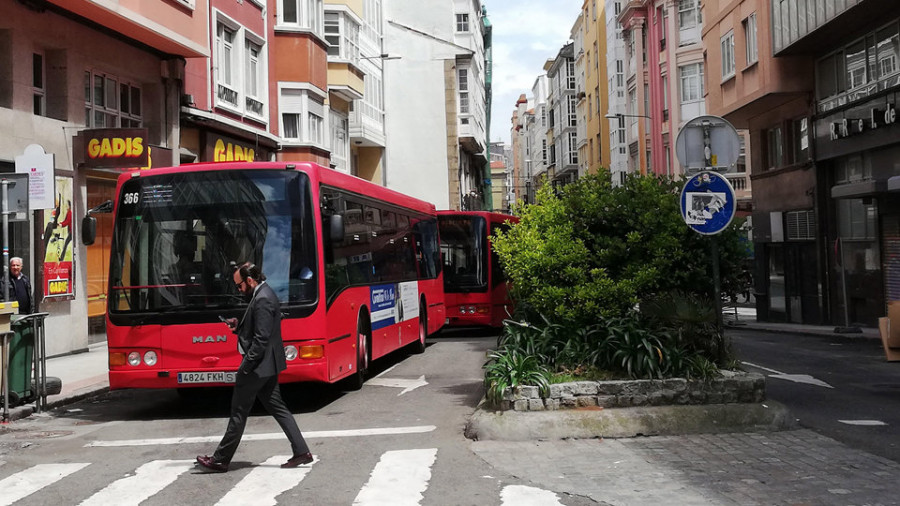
[604, 112, 651, 120]
[360, 53, 401, 61]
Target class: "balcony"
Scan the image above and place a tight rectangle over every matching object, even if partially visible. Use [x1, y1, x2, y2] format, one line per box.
[773, 0, 897, 55]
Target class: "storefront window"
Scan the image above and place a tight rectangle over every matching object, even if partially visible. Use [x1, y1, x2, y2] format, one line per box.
[768, 244, 785, 314]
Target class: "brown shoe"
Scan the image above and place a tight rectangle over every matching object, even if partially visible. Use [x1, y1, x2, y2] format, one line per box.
[196, 455, 229, 473]
[281, 452, 314, 468]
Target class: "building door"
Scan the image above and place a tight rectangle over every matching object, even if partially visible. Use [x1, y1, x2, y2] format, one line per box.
[86, 177, 116, 344]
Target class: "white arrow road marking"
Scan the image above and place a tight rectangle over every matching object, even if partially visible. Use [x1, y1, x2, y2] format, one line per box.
[0, 463, 90, 506]
[838, 419, 887, 426]
[353, 448, 438, 505]
[86, 425, 436, 447]
[79, 460, 193, 506]
[215, 455, 317, 506]
[741, 361, 834, 388]
[367, 375, 428, 395]
[501, 485, 565, 505]
[370, 365, 428, 395]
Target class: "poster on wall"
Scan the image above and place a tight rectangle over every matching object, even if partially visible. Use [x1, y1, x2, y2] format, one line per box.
[42, 176, 74, 299]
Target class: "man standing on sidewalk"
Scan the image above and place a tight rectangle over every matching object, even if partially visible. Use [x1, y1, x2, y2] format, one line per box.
[8, 257, 32, 315]
[196, 262, 313, 472]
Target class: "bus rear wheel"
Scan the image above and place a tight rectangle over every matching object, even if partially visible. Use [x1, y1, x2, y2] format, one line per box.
[346, 314, 370, 391]
[411, 303, 427, 354]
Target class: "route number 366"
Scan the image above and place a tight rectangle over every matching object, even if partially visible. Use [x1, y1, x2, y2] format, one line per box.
[123, 192, 140, 205]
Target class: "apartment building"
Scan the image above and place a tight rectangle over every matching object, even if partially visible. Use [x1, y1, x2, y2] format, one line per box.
[383, 0, 489, 210]
[616, 0, 705, 178]
[577, 0, 611, 178]
[545, 43, 579, 187]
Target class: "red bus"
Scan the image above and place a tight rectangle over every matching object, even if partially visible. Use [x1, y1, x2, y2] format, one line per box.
[85, 162, 445, 391]
[437, 211, 518, 328]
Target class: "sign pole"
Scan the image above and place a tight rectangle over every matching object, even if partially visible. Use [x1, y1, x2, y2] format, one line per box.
[1, 179, 8, 304]
[712, 235, 722, 332]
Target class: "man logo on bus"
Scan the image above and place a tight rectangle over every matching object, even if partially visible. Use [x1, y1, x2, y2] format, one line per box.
[193, 335, 228, 344]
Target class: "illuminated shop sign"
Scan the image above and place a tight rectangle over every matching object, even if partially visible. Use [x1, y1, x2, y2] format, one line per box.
[82, 128, 149, 168]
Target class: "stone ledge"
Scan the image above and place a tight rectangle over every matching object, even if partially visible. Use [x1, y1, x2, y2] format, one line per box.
[465, 401, 797, 441]
[496, 371, 765, 411]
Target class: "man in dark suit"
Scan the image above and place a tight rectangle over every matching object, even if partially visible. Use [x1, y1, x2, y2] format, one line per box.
[196, 262, 312, 472]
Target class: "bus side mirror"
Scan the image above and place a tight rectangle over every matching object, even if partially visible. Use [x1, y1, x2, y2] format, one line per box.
[82, 215, 97, 246]
[82, 199, 114, 246]
[329, 214, 344, 245]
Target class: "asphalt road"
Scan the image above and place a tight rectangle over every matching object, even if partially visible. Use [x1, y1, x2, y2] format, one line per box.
[729, 328, 900, 463]
[0, 330, 595, 506]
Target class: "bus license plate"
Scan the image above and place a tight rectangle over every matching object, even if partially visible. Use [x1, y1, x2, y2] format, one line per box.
[177, 371, 236, 384]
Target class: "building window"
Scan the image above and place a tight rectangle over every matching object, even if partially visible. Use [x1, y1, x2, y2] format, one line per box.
[786, 210, 816, 241]
[721, 31, 735, 79]
[743, 13, 758, 65]
[568, 131, 578, 165]
[330, 110, 349, 172]
[877, 23, 899, 78]
[245, 40, 264, 117]
[542, 139, 547, 163]
[325, 11, 360, 62]
[568, 95, 577, 127]
[216, 23, 238, 107]
[32, 52, 44, 116]
[680, 63, 703, 102]
[792, 117, 808, 163]
[215, 13, 268, 119]
[678, 0, 698, 29]
[567, 59, 576, 89]
[846, 39, 867, 89]
[456, 13, 469, 32]
[766, 126, 783, 170]
[279, 86, 327, 147]
[458, 68, 469, 114]
[84, 70, 141, 128]
[279, 0, 324, 35]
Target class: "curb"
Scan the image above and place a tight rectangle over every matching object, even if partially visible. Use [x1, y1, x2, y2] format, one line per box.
[465, 400, 797, 441]
[3, 384, 109, 423]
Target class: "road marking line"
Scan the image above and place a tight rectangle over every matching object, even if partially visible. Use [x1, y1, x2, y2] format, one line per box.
[353, 448, 437, 505]
[86, 425, 437, 447]
[838, 419, 887, 426]
[215, 455, 317, 506]
[501, 485, 565, 506]
[78, 460, 193, 506]
[741, 361, 834, 388]
[0, 463, 89, 506]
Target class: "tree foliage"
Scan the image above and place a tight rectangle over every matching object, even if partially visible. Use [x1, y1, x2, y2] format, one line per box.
[492, 170, 749, 328]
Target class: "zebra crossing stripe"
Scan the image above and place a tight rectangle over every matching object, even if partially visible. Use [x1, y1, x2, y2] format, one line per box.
[78, 460, 194, 506]
[0, 463, 90, 506]
[86, 425, 437, 447]
[500, 485, 565, 505]
[214, 455, 316, 506]
[353, 448, 437, 505]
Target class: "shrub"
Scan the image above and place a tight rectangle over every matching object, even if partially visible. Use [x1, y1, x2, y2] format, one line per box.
[492, 170, 749, 328]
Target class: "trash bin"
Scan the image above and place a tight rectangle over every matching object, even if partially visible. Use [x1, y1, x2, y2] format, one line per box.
[3, 315, 36, 406]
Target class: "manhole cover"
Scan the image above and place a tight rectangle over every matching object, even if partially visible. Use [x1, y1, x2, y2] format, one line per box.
[15, 431, 74, 439]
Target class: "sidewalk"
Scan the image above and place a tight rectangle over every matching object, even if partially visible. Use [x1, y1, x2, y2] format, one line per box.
[2, 341, 109, 423]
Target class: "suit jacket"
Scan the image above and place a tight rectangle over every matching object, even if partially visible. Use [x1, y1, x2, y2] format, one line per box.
[235, 282, 286, 378]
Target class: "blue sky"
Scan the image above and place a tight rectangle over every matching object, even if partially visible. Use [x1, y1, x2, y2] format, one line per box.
[485, 0, 584, 146]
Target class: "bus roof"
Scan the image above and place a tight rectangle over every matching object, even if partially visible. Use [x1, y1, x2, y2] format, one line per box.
[117, 161, 438, 215]
[437, 210, 518, 223]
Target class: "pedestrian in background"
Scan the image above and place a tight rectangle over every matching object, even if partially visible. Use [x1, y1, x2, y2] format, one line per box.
[196, 261, 313, 473]
[8, 257, 32, 315]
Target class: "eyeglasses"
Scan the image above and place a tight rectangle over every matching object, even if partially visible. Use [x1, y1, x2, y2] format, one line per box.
[235, 280, 245, 289]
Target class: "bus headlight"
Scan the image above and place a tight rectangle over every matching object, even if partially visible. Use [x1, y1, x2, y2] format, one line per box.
[127, 351, 141, 366]
[284, 345, 298, 361]
[144, 351, 158, 366]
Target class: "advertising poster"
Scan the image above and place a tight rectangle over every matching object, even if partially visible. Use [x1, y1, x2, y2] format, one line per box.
[42, 176, 75, 298]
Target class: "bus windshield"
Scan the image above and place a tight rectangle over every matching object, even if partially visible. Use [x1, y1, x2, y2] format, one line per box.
[109, 169, 317, 318]
[439, 216, 488, 293]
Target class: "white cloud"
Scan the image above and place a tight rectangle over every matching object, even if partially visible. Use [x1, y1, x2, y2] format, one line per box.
[484, 0, 583, 144]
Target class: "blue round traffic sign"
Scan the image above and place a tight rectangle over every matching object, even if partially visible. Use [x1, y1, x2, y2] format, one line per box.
[680, 171, 736, 235]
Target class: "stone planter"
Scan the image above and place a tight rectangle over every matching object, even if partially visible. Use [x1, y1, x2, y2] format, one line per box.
[495, 370, 765, 412]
